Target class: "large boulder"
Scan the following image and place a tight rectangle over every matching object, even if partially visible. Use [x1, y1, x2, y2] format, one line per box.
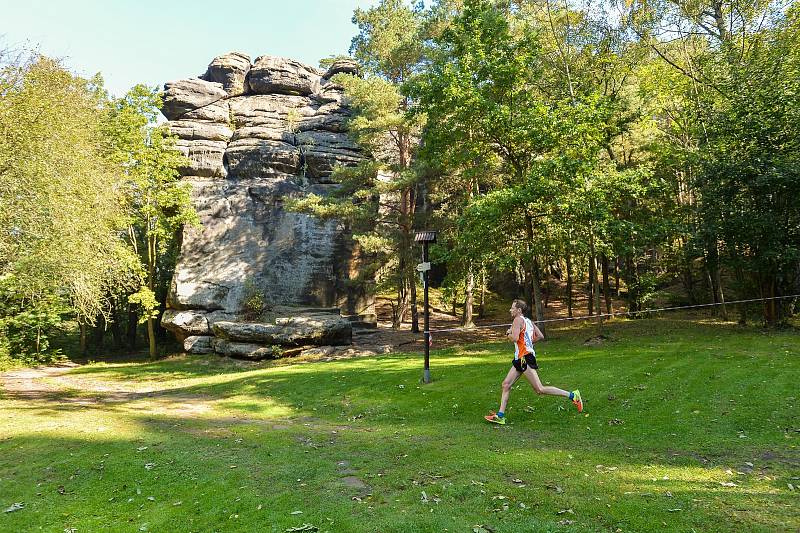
[161, 53, 377, 350]
[295, 131, 363, 180]
[322, 58, 360, 79]
[225, 138, 300, 177]
[162, 78, 227, 120]
[212, 313, 352, 346]
[167, 120, 233, 142]
[184, 335, 214, 354]
[210, 338, 281, 360]
[161, 309, 210, 339]
[213, 315, 353, 346]
[202, 52, 251, 96]
[248, 56, 322, 96]
[173, 139, 228, 178]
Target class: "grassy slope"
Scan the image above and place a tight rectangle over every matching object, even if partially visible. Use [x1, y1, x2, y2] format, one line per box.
[0, 317, 797, 532]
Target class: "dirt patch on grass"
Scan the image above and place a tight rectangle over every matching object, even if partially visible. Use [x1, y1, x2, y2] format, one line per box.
[760, 450, 800, 467]
[0, 363, 220, 415]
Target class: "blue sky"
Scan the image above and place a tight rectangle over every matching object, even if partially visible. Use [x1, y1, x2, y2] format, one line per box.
[1, 0, 378, 96]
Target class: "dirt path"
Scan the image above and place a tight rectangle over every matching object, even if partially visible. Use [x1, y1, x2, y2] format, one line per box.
[0, 363, 86, 402]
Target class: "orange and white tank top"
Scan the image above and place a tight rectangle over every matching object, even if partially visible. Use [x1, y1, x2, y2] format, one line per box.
[514, 320, 535, 359]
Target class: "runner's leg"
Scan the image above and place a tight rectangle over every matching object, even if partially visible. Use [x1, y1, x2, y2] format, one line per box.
[499, 365, 522, 413]
[522, 368, 570, 398]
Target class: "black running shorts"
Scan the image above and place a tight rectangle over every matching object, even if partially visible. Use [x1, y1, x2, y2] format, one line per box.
[512, 353, 538, 373]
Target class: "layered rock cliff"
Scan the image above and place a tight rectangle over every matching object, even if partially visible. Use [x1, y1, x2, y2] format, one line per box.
[160, 53, 374, 358]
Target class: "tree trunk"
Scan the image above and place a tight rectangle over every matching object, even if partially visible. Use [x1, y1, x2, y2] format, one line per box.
[761, 275, 777, 326]
[566, 254, 574, 318]
[705, 241, 727, 319]
[110, 300, 123, 351]
[79, 320, 88, 355]
[614, 256, 621, 296]
[524, 214, 545, 334]
[126, 304, 138, 350]
[395, 283, 410, 329]
[531, 258, 546, 336]
[410, 274, 419, 333]
[147, 317, 156, 359]
[735, 266, 748, 324]
[714, 264, 727, 320]
[593, 256, 603, 322]
[588, 254, 596, 316]
[91, 315, 105, 355]
[680, 241, 697, 305]
[147, 234, 157, 359]
[463, 266, 474, 328]
[626, 255, 640, 313]
[602, 254, 613, 315]
[543, 268, 550, 309]
[478, 269, 486, 319]
[524, 266, 535, 321]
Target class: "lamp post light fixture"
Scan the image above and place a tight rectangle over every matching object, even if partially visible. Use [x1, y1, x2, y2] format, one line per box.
[414, 230, 436, 384]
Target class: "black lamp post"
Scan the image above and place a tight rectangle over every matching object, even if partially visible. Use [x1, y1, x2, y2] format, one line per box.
[414, 230, 436, 384]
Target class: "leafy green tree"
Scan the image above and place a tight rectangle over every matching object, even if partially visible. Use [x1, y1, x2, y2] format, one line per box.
[103, 85, 197, 358]
[412, 0, 560, 326]
[626, 0, 799, 323]
[293, 0, 426, 330]
[0, 53, 138, 359]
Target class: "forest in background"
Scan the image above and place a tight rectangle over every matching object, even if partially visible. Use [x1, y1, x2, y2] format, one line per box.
[1, 0, 798, 365]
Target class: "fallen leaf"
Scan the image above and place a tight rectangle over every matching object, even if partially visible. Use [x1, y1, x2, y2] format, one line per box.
[3, 502, 24, 513]
[557, 508, 574, 515]
[144, 463, 155, 470]
[719, 481, 737, 487]
[147, 496, 155, 501]
[136, 446, 148, 452]
[667, 508, 682, 512]
[290, 510, 303, 515]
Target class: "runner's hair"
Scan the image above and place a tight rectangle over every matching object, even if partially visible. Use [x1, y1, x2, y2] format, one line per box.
[512, 299, 528, 314]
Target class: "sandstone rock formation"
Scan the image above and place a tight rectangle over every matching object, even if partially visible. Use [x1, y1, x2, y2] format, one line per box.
[161, 53, 373, 360]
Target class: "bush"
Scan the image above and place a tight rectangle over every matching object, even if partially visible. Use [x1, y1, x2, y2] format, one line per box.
[240, 277, 266, 321]
[0, 300, 65, 364]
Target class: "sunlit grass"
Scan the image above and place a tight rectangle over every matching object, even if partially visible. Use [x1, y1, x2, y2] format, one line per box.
[0, 317, 797, 532]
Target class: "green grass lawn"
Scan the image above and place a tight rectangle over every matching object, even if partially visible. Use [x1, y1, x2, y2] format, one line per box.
[1, 317, 798, 532]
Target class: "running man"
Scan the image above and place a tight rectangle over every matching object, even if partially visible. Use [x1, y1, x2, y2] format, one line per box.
[485, 299, 583, 425]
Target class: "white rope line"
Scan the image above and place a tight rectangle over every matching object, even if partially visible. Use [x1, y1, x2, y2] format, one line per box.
[427, 294, 800, 334]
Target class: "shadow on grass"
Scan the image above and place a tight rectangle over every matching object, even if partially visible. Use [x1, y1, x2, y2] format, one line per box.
[0, 405, 797, 533]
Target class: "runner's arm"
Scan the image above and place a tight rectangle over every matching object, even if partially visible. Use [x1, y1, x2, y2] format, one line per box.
[508, 316, 523, 342]
[530, 321, 545, 342]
